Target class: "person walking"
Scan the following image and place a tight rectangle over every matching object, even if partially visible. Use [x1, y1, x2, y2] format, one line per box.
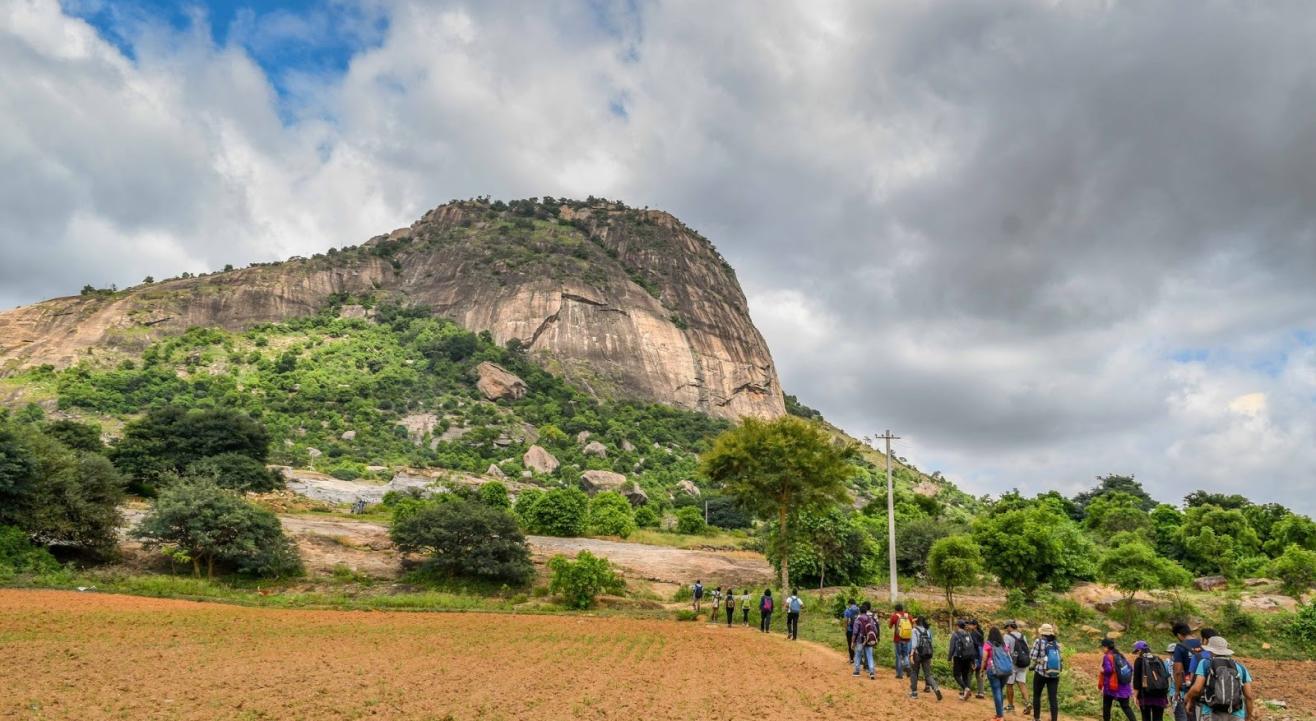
[692, 580, 704, 615]
[889, 602, 914, 679]
[950, 619, 977, 700]
[785, 589, 803, 640]
[1171, 623, 1203, 721]
[1030, 624, 1063, 721]
[758, 589, 774, 633]
[852, 601, 878, 679]
[1004, 620, 1033, 714]
[1184, 635, 1254, 721]
[1132, 640, 1172, 721]
[985, 626, 1014, 721]
[1101, 638, 1137, 721]
[908, 616, 943, 700]
[740, 589, 750, 626]
[711, 586, 722, 620]
[843, 598, 860, 660]
[724, 589, 736, 626]
[970, 618, 986, 698]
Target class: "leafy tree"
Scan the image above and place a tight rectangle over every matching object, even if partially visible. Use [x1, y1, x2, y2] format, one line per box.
[973, 501, 1097, 598]
[513, 488, 544, 526]
[185, 452, 282, 492]
[587, 492, 636, 538]
[43, 420, 104, 453]
[522, 487, 588, 537]
[1084, 491, 1154, 541]
[1073, 474, 1156, 516]
[894, 516, 962, 577]
[1149, 504, 1186, 560]
[674, 506, 706, 534]
[1176, 504, 1261, 578]
[1184, 491, 1250, 511]
[701, 494, 753, 529]
[1244, 503, 1292, 551]
[1098, 538, 1192, 626]
[1263, 514, 1316, 557]
[701, 416, 856, 588]
[633, 504, 659, 528]
[927, 534, 983, 621]
[16, 403, 45, 424]
[548, 550, 624, 609]
[478, 481, 511, 509]
[1268, 545, 1316, 596]
[390, 497, 532, 584]
[769, 507, 877, 588]
[134, 479, 301, 578]
[112, 406, 270, 493]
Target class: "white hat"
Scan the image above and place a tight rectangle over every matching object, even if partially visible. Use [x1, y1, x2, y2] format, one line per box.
[1166, 642, 1178, 654]
[1039, 623, 1056, 636]
[1202, 636, 1234, 657]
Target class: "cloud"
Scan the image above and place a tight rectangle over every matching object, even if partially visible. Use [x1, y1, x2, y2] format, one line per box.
[2, 0, 1315, 511]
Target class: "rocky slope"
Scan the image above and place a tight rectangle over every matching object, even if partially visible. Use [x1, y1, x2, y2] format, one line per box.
[0, 198, 784, 420]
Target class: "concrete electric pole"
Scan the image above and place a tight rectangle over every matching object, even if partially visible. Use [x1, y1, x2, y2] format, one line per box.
[875, 430, 901, 604]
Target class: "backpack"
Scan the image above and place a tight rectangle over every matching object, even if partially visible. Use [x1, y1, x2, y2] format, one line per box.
[1042, 639, 1063, 678]
[762, 596, 773, 613]
[1011, 633, 1031, 668]
[858, 616, 879, 647]
[1114, 653, 1134, 685]
[1177, 641, 1203, 681]
[1141, 654, 1170, 693]
[1202, 658, 1244, 713]
[897, 614, 913, 640]
[990, 643, 1014, 678]
[952, 631, 976, 660]
[916, 628, 934, 659]
[693, 583, 703, 599]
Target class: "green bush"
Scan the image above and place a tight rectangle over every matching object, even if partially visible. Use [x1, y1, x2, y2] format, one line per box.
[1286, 603, 1316, 648]
[586, 492, 636, 538]
[111, 406, 270, 494]
[671, 584, 693, 602]
[185, 452, 282, 492]
[390, 497, 533, 585]
[0, 525, 59, 576]
[1268, 544, 1316, 596]
[634, 504, 660, 528]
[478, 482, 511, 509]
[675, 506, 706, 535]
[1218, 600, 1260, 635]
[548, 550, 624, 609]
[326, 461, 368, 481]
[523, 488, 588, 537]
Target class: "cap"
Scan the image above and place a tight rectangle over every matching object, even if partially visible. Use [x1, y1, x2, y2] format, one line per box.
[1133, 641, 1150, 653]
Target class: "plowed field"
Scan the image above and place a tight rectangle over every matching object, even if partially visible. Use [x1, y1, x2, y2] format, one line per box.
[3, 589, 991, 721]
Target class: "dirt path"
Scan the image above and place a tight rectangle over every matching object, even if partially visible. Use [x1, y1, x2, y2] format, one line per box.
[0, 589, 1020, 721]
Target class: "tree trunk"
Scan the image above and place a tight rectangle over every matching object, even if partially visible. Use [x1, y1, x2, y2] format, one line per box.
[777, 504, 789, 591]
[946, 586, 956, 632]
[206, 556, 214, 580]
[819, 561, 826, 593]
[191, 557, 200, 578]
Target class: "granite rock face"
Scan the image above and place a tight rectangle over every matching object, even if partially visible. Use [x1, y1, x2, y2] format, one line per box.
[0, 198, 786, 420]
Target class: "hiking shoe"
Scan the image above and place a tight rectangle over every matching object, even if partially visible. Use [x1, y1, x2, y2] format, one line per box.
[1006, 705, 1015, 712]
[853, 671, 861, 677]
[869, 674, 876, 680]
[925, 686, 934, 692]
[976, 694, 986, 699]
[910, 693, 919, 699]
[935, 689, 944, 701]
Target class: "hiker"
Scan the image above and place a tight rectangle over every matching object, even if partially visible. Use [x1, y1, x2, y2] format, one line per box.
[740, 589, 751, 625]
[1184, 635, 1254, 721]
[969, 618, 986, 698]
[950, 619, 976, 700]
[785, 589, 803, 640]
[985, 626, 1014, 721]
[1030, 623, 1063, 721]
[908, 616, 942, 700]
[725, 589, 736, 626]
[1100, 638, 1137, 721]
[758, 589, 774, 633]
[1004, 620, 1033, 714]
[852, 601, 878, 679]
[711, 586, 722, 619]
[889, 602, 914, 679]
[1132, 640, 1172, 721]
[843, 598, 860, 659]
[1171, 622, 1203, 721]
[693, 580, 704, 614]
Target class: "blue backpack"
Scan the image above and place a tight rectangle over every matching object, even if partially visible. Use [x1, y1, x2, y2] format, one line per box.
[1043, 640, 1063, 678]
[1115, 653, 1134, 685]
[991, 644, 1014, 677]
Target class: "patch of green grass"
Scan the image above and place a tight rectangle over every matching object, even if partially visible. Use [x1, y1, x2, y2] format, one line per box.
[624, 528, 752, 550]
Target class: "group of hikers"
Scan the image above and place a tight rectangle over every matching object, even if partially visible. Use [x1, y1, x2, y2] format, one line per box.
[690, 581, 804, 638]
[845, 602, 1256, 721]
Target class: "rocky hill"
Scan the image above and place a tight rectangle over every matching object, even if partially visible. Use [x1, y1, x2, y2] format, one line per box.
[0, 197, 784, 421]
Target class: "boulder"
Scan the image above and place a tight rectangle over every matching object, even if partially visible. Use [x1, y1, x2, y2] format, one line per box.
[576, 431, 592, 445]
[1080, 625, 1103, 635]
[339, 304, 368, 320]
[1106, 630, 1123, 640]
[621, 439, 636, 453]
[1262, 643, 1272, 650]
[494, 433, 513, 447]
[475, 361, 527, 401]
[582, 441, 608, 457]
[307, 447, 322, 459]
[366, 465, 388, 473]
[622, 484, 650, 507]
[1241, 594, 1298, 612]
[1194, 576, 1229, 592]
[486, 464, 507, 480]
[1244, 578, 1276, 588]
[580, 469, 627, 494]
[398, 413, 438, 443]
[341, 430, 356, 441]
[1106, 620, 1126, 632]
[675, 480, 701, 497]
[1069, 583, 1157, 612]
[523, 445, 560, 474]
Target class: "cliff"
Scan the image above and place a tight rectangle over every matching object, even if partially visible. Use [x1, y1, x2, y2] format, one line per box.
[0, 198, 785, 421]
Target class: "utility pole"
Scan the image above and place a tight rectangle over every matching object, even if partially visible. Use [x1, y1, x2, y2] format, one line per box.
[875, 430, 901, 604]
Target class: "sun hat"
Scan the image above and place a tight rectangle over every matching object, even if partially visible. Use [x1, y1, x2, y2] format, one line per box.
[1005, 619, 1018, 629]
[1166, 643, 1178, 654]
[1133, 640, 1150, 653]
[1202, 636, 1234, 657]
[1039, 623, 1055, 636]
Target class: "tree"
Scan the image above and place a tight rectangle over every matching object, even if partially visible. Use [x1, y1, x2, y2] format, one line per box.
[674, 506, 706, 534]
[973, 501, 1097, 598]
[1184, 491, 1250, 511]
[927, 534, 983, 622]
[134, 479, 301, 578]
[522, 487, 588, 537]
[390, 497, 533, 584]
[548, 550, 624, 609]
[1176, 504, 1261, 578]
[478, 481, 511, 509]
[111, 406, 270, 493]
[43, 419, 104, 453]
[770, 507, 877, 588]
[894, 517, 962, 577]
[1149, 504, 1186, 560]
[634, 504, 659, 528]
[701, 416, 856, 588]
[1073, 475, 1156, 516]
[1084, 491, 1154, 541]
[586, 492, 636, 538]
[1264, 514, 1316, 557]
[185, 452, 282, 492]
[1098, 538, 1191, 626]
[1268, 545, 1316, 596]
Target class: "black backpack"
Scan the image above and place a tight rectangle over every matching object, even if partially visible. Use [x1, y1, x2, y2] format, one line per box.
[1011, 634, 1031, 668]
[916, 628, 934, 659]
[1141, 655, 1170, 693]
[1202, 657, 1244, 713]
[952, 631, 976, 660]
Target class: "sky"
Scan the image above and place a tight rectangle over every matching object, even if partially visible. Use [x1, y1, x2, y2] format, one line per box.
[3, 0, 1316, 512]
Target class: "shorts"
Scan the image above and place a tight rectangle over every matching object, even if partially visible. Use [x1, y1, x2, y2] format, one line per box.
[1010, 669, 1027, 683]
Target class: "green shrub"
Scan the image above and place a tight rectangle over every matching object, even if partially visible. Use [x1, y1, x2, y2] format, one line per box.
[547, 550, 624, 609]
[478, 482, 511, 509]
[111, 406, 270, 494]
[634, 504, 660, 528]
[671, 584, 693, 602]
[1286, 603, 1316, 648]
[523, 488, 588, 537]
[675, 506, 706, 535]
[326, 461, 367, 481]
[1218, 600, 1260, 635]
[185, 452, 282, 492]
[0, 525, 59, 576]
[586, 492, 636, 538]
[390, 497, 533, 585]
[1268, 545, 1316, 596]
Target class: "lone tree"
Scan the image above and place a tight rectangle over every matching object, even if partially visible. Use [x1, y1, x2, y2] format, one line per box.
[701, 416, 855, 589]
[391, 497, 533, 584]
[1097, 535, 1191, 627]
[927, 534, 983, 624]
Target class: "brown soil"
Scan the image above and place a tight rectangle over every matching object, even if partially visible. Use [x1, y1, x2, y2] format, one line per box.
[1, 589, 1008, 721]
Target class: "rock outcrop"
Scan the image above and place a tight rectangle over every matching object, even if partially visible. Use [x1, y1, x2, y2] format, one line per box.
[523, 445, 560, 474]
[579, 469, 648, 506]
[475, 361, 527, 401]
[582, 441, 608, 457]
[0, 198, 785, 420]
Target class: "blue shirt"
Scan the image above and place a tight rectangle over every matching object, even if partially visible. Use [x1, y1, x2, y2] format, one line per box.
[844, 606, 859, 630]
[1194, 658, 1251, 719]
[1172, 640, 1201, 688]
